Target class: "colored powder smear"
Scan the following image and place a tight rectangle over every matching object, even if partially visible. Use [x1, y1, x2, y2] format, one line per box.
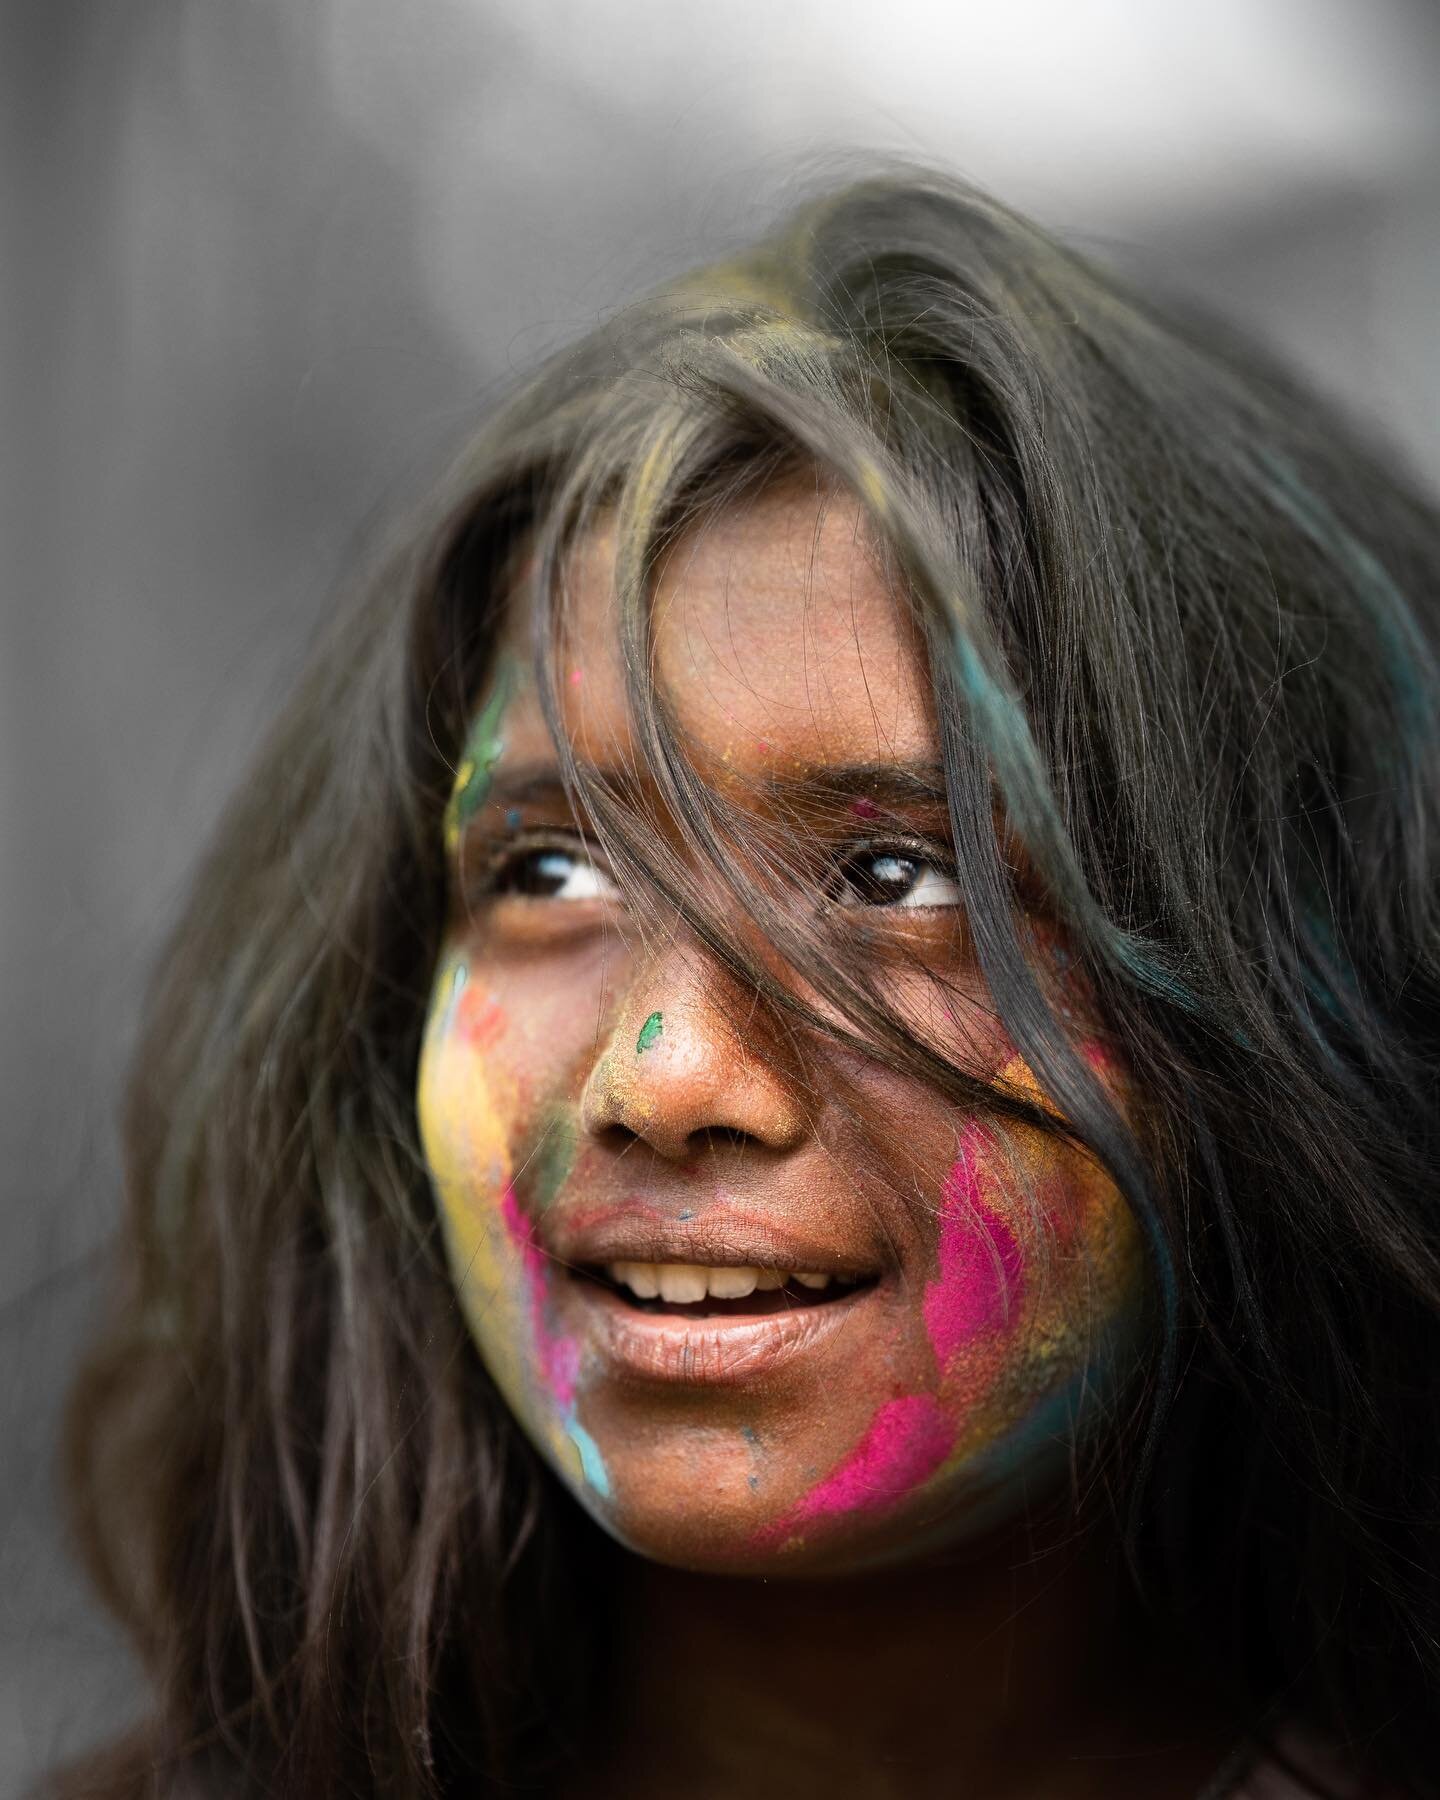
[635, 1010, 664, 1055]
[498, 1186, 575, 1402]
[1080, 1038, 1112, 1075]
[755, 1396, 953, 1546]
[567, 1420, 609, 1490]
[499, 1183, 610, 1496]
[923, 1126, 1025, 1370]
[741, 1424, 762, 1492]
[528, 1109, 578, 1212]
[850, 797, 881, 819]
[438, 960, 468, 1037]
[443, 659, 516, 851]
[456, 983, 506, 1051]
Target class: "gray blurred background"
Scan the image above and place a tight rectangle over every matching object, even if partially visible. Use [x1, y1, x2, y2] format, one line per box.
[4, 0, 1439, 1783]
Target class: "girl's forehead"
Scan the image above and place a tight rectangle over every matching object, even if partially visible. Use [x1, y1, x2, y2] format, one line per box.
[496, 483, 939, 780]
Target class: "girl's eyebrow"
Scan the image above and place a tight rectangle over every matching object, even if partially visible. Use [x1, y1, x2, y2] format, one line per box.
[482, 762, 575, 809]
[481, 758, 951, 812]
[761, 761, 950, 810]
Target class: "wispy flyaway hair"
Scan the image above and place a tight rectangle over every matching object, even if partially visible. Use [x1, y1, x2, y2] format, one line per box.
[56, 172, 1440, 1797]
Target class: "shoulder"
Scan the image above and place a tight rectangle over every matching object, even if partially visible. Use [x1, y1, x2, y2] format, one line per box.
[1232, 1727, 1400, 1800]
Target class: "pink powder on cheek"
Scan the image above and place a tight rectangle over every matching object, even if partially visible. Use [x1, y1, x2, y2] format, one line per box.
[923, 1126, 1026, 1370]
[755, 1395, 954, 1544]
[499, 1183, 579, 1408]
[456, 986, 506, 1050]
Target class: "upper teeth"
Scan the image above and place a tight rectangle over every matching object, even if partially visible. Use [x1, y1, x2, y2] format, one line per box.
[607, 1262, 844, 1303]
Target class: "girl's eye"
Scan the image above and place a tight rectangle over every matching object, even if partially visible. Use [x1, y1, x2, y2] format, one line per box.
[489, 844, 620, 903]
[830, 847, 963, 910]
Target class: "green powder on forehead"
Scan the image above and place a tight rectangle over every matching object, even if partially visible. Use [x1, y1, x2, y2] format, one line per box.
[443, 658, 518, 852]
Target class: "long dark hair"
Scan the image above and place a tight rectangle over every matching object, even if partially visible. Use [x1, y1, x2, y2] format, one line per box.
[56, 171, 1440, 1795]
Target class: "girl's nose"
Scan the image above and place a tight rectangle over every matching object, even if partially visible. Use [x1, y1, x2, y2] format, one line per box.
[578, 946, 807, 1165]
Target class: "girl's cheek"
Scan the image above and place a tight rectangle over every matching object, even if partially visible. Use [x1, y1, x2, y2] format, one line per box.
[418, 956, 510, 1200]
[751, 1102, 1145, 1560]
[417, 954, 528, 1411]
[922, 1055, 1148, 1492]
[417, 951, 614, 1505]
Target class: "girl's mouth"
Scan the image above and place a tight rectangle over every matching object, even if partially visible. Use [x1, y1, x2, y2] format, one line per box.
[589, 1260, 872, 1316]
[564, 1262, 882, 1384]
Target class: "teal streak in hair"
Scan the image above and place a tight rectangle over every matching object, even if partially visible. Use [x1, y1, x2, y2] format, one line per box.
[954, 636, 1042, 790]
[1111, 937, 1204, 1017]
[1260, 447, 1439, 749]
[953, 623, 1186, 1406]
[1136, 1187, 1180, 1358]
[1291, 898, 1362, 1076]
[1300, 899, 1352, 1017]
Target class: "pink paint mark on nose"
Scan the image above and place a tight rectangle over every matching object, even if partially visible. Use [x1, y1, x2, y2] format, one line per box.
[754, 1395, 953, 1545]
[500, 1183, 579, 1407]
[568, 668, 584, 687]
[923, 1127, 1025, 1370]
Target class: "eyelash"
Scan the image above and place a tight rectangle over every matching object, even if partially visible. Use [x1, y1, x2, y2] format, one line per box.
[461, 830, 963, 913]
[824, 835, 963, 911]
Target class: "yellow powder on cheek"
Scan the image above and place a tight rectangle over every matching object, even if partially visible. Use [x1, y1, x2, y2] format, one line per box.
[991, 1051, 1148, 1330]
[416, 972, 530, 1414]
[417, 960, 601, 1496]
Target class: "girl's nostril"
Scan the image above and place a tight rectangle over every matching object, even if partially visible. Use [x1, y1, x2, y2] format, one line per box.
[690, 1125, 760, 1155]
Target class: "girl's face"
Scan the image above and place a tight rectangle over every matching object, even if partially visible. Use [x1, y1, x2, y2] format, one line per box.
[417, 484, 1147, 1576]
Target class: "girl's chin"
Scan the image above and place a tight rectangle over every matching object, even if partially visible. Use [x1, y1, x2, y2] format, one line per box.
[542, 1436, 1037, 1580]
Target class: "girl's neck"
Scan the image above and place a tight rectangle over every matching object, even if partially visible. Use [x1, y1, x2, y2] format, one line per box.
[579, 1517, 1240, 1800]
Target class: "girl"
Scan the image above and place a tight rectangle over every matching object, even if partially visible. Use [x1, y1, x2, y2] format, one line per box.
[57, 173, 1440, 1797]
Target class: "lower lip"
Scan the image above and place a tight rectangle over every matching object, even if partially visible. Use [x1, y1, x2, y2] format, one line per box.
[565, 1280, 878, 1386]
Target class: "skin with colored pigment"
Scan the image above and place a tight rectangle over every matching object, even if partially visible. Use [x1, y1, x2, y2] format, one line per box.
[443, 657, 517, 855]
[421, 952, 611, 1497]
[417, 482, 1147, 1577]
